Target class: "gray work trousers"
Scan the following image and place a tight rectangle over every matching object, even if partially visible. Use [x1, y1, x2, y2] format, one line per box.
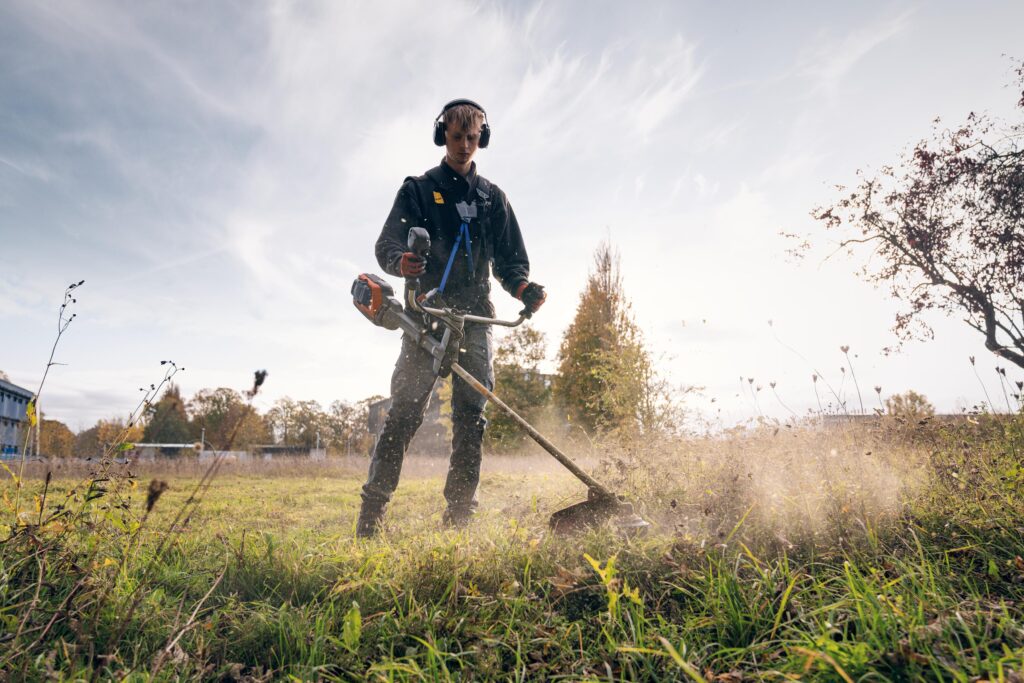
[361, 323, 493, 514]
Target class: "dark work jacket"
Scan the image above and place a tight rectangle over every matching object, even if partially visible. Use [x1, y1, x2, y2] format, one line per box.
[375, 160, 530, 316]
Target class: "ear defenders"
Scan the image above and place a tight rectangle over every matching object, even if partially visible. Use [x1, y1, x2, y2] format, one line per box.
[433, 98, 490, 148]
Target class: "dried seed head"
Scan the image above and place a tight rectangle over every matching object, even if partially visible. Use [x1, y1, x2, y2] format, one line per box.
[146, 479, 169, 512]
[969, 356, 975, 366]
[840, 345, 850, 353]
[874, 386, 882, 394]
[248, 369, 269, 398]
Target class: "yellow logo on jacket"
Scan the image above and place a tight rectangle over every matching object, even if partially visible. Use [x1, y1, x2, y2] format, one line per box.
[433, 191, 444, 204]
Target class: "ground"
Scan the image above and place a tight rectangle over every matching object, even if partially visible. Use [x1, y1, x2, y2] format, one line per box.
[2, 420, 1023, 681]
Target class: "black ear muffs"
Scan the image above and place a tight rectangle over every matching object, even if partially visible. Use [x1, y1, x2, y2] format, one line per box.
[433, 118, 446, 147]
[433, 98, 491, 148]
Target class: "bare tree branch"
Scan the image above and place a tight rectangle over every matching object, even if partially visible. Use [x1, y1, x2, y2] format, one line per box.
[810, 60, 1024, 370]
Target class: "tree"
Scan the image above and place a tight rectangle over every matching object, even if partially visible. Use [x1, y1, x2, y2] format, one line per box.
[485, 325, 552, 451]
[266, 398, 326, 447]
[812, 62, 1024, 369]
[324, 397, 380, 455]
[143, 384, 191, 444]
[75, 418, 145, 457]
[188, 387, 268, 450]
[885, 390, 936, 422]
[555, 241, 654, 435]
[39, 418, 75, 458]
[882, 390, 937, 443]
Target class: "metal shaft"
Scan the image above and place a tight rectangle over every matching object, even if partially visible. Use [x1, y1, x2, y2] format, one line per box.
[449, 362, 614, 497]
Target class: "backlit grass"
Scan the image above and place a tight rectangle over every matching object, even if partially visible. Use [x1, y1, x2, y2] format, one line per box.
[2, 418, 1023, 680]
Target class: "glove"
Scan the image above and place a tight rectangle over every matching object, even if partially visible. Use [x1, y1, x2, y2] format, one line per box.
[398, 252, 426, 277]
[515, 281, 547, 313]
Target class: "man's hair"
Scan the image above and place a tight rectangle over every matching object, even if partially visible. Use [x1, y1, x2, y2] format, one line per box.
[443, 103, 484, 132]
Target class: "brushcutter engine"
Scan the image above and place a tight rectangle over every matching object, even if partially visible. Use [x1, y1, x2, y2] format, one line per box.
[351, 273, 403, 330]
[351, 271, 462, 379]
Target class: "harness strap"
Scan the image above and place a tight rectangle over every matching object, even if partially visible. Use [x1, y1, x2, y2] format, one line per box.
[438, 222, 473, 294]
[407, 171, 491, 297]
[463, 223, 474, 269]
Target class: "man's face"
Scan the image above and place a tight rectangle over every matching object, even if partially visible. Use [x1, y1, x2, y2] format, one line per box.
[444, 121, 482, 167]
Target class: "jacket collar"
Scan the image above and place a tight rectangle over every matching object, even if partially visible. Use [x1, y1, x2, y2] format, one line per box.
[427, 159, 478, 196]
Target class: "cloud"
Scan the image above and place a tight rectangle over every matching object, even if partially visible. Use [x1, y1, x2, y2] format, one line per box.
[0, 155, 54, 183]
[757, 152, 825, 186]
[0, 274, 64, 320]
[628, 37, 704, 138]
[799, 8, 915, 96]
[4, 0, 1021, 428]
[7, 2, 260, 123]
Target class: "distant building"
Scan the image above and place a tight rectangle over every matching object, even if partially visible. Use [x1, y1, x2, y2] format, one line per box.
[124, 443, 200, 459]
[818, 413, 965, 429]
[253, 445, 327, 459]
[367, 383, 448, 456]
[124, 443, 326, 461]
[819, 413, 880, 428]
[0, 378, 34, 458]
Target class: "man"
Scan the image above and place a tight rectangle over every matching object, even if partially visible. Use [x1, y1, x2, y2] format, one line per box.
[357, 99, 547, 537]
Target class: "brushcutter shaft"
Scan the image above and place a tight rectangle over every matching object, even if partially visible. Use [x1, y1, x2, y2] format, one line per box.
[449, 362, 615, 498]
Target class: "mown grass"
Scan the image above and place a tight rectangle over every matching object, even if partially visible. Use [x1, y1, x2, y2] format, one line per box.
[2, 416, 1024, 681]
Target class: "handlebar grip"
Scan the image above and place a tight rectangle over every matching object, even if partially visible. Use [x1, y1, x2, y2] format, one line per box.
[405, 227, 431, 308]
[407, 226, 430, 257]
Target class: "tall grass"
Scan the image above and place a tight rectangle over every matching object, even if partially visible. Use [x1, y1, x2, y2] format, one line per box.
[2, 287, 1023, 679]
[2, 410, 1022, 679]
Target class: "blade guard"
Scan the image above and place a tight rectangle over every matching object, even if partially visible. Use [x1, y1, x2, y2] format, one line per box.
[548, 488, 649, 536]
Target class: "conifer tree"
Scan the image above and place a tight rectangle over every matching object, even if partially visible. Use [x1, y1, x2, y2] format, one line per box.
[143, 383, 192, 444]
[555, 242, 652, 435]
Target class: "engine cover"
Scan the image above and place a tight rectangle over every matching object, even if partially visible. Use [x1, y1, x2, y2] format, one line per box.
[351, 273, 401, 330]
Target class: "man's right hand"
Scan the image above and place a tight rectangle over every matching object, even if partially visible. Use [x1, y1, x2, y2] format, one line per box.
[515, 281, 547, 313]
[399, 252, 426, 278]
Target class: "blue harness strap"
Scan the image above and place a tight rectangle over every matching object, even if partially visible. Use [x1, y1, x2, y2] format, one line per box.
[438, 221, 474, 295]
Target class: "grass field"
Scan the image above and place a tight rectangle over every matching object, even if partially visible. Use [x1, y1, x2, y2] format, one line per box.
[2, 417, 1024, 681]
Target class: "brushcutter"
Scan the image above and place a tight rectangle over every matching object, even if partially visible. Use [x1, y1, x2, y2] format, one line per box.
[352, 227, 649, 535]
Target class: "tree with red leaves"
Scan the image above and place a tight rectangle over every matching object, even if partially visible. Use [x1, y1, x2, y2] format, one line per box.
[812, 62, 1024, 370]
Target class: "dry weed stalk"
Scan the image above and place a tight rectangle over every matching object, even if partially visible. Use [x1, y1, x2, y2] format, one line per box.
[0, 284, 268, 676]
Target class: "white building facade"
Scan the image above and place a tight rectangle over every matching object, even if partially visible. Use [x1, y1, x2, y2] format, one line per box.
[0, 378, 34, 458]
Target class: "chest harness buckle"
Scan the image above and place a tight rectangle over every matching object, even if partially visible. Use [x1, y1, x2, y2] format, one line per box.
[438, 200, 478, 295]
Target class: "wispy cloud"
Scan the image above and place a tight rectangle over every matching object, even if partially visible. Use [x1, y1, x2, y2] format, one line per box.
[0, 155, 54, 182]
[800, 8, 915, 96]
[628, 37, 705, 138]
[3, 0, 1022, 426]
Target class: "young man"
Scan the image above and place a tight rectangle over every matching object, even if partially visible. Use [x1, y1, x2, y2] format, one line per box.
[357, 99, 546, 537]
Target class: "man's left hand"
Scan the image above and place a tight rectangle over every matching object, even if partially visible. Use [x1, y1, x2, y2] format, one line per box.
[515, 281, 547, 314]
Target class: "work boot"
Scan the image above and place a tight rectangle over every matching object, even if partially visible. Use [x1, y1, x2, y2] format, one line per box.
[442, 506, 474, 530]
[356, 501, 385, 538]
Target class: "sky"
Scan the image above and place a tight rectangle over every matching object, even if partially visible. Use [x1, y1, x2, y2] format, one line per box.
[2, 0, 1023, 431]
